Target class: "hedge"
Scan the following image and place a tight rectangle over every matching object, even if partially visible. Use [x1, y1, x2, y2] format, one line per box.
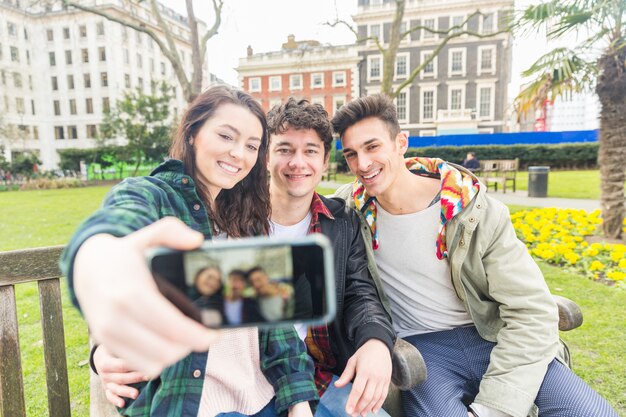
[333, 143, 599, 172]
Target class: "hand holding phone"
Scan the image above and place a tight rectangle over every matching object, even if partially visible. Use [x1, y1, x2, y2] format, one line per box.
[148, 234, 336, 329]
[73, 218, 219, 378]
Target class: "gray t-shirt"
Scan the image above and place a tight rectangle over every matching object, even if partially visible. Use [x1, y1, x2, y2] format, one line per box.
[375, 200, 472, 338]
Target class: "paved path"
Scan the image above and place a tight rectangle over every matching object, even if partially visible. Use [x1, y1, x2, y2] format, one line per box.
[319, 181, 602, 211]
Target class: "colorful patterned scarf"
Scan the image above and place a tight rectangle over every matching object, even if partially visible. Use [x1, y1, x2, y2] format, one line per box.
[352, 157, 480, 259]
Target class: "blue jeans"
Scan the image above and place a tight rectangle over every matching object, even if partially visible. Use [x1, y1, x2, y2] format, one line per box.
[402, 326, 618, 417]
[217, 398, 278, 417]
[315, 375, 392, 417]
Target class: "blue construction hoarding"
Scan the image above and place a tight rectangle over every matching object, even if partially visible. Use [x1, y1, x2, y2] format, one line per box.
[335, 130, 598, 149]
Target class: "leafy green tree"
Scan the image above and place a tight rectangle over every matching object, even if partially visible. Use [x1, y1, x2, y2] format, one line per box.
[100, 81, 174, 176]
[10, 152, 41, 179]
[515, 0, 626, 239]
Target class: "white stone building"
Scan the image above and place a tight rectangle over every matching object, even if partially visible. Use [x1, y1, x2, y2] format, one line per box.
[0, 0, 206, 170]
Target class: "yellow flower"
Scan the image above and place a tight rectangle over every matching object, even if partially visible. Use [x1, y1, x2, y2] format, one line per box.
[610, 251, 624, 263]
[589, 260, 605, 271]
[607, 271, 626, 281]
[619, 259, 626, 269]
[564, 252, 580, 265]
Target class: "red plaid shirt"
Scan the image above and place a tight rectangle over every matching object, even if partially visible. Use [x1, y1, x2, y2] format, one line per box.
[304, 193, 336, 395]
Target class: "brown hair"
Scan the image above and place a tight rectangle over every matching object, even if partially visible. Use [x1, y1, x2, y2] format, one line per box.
[170, 85, 270, 237]
[267, 98, 334, 157]
[331, 94, 400, 141]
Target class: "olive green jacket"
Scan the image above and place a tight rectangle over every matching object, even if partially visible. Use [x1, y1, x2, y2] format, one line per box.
[334, 164, 566, 417]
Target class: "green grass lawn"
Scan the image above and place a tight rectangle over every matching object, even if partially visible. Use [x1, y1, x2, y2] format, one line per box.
[1, 185, 624, 415]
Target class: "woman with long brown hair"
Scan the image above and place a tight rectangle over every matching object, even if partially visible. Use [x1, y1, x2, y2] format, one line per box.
[61, 86, 316, 417]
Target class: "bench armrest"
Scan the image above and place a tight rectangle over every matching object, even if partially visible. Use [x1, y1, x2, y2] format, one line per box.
[391, 338, 427, 390]
[554, 295, 583, 331]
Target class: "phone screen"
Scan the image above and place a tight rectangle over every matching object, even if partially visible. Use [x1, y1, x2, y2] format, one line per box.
[149, 236, 334, 328]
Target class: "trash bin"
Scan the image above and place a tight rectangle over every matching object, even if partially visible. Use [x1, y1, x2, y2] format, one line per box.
[528, 166, 549, 198]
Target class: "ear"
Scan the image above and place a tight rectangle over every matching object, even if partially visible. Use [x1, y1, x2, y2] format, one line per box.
[395, 132, 408, 155]
[323, 152, 330, 172]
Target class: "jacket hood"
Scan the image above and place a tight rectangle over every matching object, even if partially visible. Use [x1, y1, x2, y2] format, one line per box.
[352, 157, 481, 259]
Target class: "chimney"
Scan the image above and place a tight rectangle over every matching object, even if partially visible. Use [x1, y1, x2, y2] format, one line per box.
[247, 45, 253, 57]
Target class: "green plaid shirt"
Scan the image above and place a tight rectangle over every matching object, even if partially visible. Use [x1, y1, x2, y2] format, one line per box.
[60, 159, 318, 417]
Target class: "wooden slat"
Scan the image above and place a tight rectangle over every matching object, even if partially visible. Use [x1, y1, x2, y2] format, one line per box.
[0, 285, 26, 417]
[0, 246, 65, 286]
[39, 278, 71, 417]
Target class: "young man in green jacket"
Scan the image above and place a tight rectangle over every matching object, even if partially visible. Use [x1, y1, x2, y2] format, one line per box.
[331, 94, 617, 417]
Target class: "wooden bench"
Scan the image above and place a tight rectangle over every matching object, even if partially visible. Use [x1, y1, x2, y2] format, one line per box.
[476, 158, 519, 193]
[0, 246, 584, 417]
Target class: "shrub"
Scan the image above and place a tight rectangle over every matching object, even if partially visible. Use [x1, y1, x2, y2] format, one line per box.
[19, 178, 85, 191]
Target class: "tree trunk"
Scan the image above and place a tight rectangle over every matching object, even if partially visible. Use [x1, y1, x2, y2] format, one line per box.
[596, 43, 626, 239]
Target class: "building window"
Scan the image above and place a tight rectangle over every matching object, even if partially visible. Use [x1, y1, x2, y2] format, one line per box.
[31, 100, 36, 116]
[421, 88, 436, 121]
[332, 71, 345, 87]
[87, 124, 98, 138]
[422, 18, 436, 39]
[49, 51, 56, 66]
[368, 55, 382, 81]
[333, 95, 346, 115]
[15, 98, 24, 114]
[102, 97, 110, 113]
[51, 76, 58, 90]
[311, 73, 324, 88]
[396, 92, 408, 122]
[395, 53, 409, 78]
[419, 130, 437, 137]
[101, 72, 108, 87]
[481, 13, 494, 34]
[125, 74, 131, 88]
[10, 46, 19, 63]
[69, 99, 77, 115]
[448, 48, 466, 76]
[0, 43, 3, 61]
[97, 22, 105, 36]
[82, 48, 89, 63]
[79, 25, 87, 38]
[67, 75, 75, 89]
[99, 47, 106, 62]
[28, 75, 32, 90]
[46, 28, 54, 42]
[33, 125, 39, 138]
[138, 77, 144, 89]
[136, 53, 143, 68]
[123, 49, 129, 65]
[54, 126, 65, 140]
[7, 22, 17, 37]
[420, 51, 436, 78]
[450, 15, 465, 34]
[63, 27, 70, 39]
[478, 85, 493, 119]
[478, 46, 496, 74]
[68, 125, 78, 139]
[160, 61, 166, 75]
[84, 73, 91, 88]
[53, 100, 61, 116]
[0, 70, 4, 86]
[135, 31, 142, 44]
[150, 58, 155, 73]
[269, 76, 281, 91]
[449, 87, 464, 110]
[289, 74, 303, 90]
[65, 50, 72, 65]
[85, 98, 93, 114]
[311, 96, 324, 106]
[399, 21, 408, 43]
[12, 72, 22, 88]
[368, 23, 382, 43]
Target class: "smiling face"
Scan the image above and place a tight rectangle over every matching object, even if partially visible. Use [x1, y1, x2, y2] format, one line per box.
[190, 103, 263, 199]
[195, 267, 222, 296]
[341, 116, 408, 198]
[268, 127, 328, 202]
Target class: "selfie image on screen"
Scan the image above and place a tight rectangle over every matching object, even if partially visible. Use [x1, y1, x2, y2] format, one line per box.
[183, 246, 295, 326]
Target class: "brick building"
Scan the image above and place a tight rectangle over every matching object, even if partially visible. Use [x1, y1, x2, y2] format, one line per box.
[236, 35, 361, 117]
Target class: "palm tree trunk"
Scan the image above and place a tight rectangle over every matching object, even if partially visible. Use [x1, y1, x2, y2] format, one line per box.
[596, 45, 626, 239]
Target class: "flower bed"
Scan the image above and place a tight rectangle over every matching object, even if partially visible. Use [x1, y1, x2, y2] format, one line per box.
[511, 208, 626, 285]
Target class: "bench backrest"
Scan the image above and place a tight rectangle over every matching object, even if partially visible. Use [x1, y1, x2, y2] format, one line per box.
[479, 159, 519, 173]
[0, 246, 70, 417]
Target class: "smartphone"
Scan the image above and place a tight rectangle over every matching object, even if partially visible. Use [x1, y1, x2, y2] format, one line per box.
[147, 234, 336, 329]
